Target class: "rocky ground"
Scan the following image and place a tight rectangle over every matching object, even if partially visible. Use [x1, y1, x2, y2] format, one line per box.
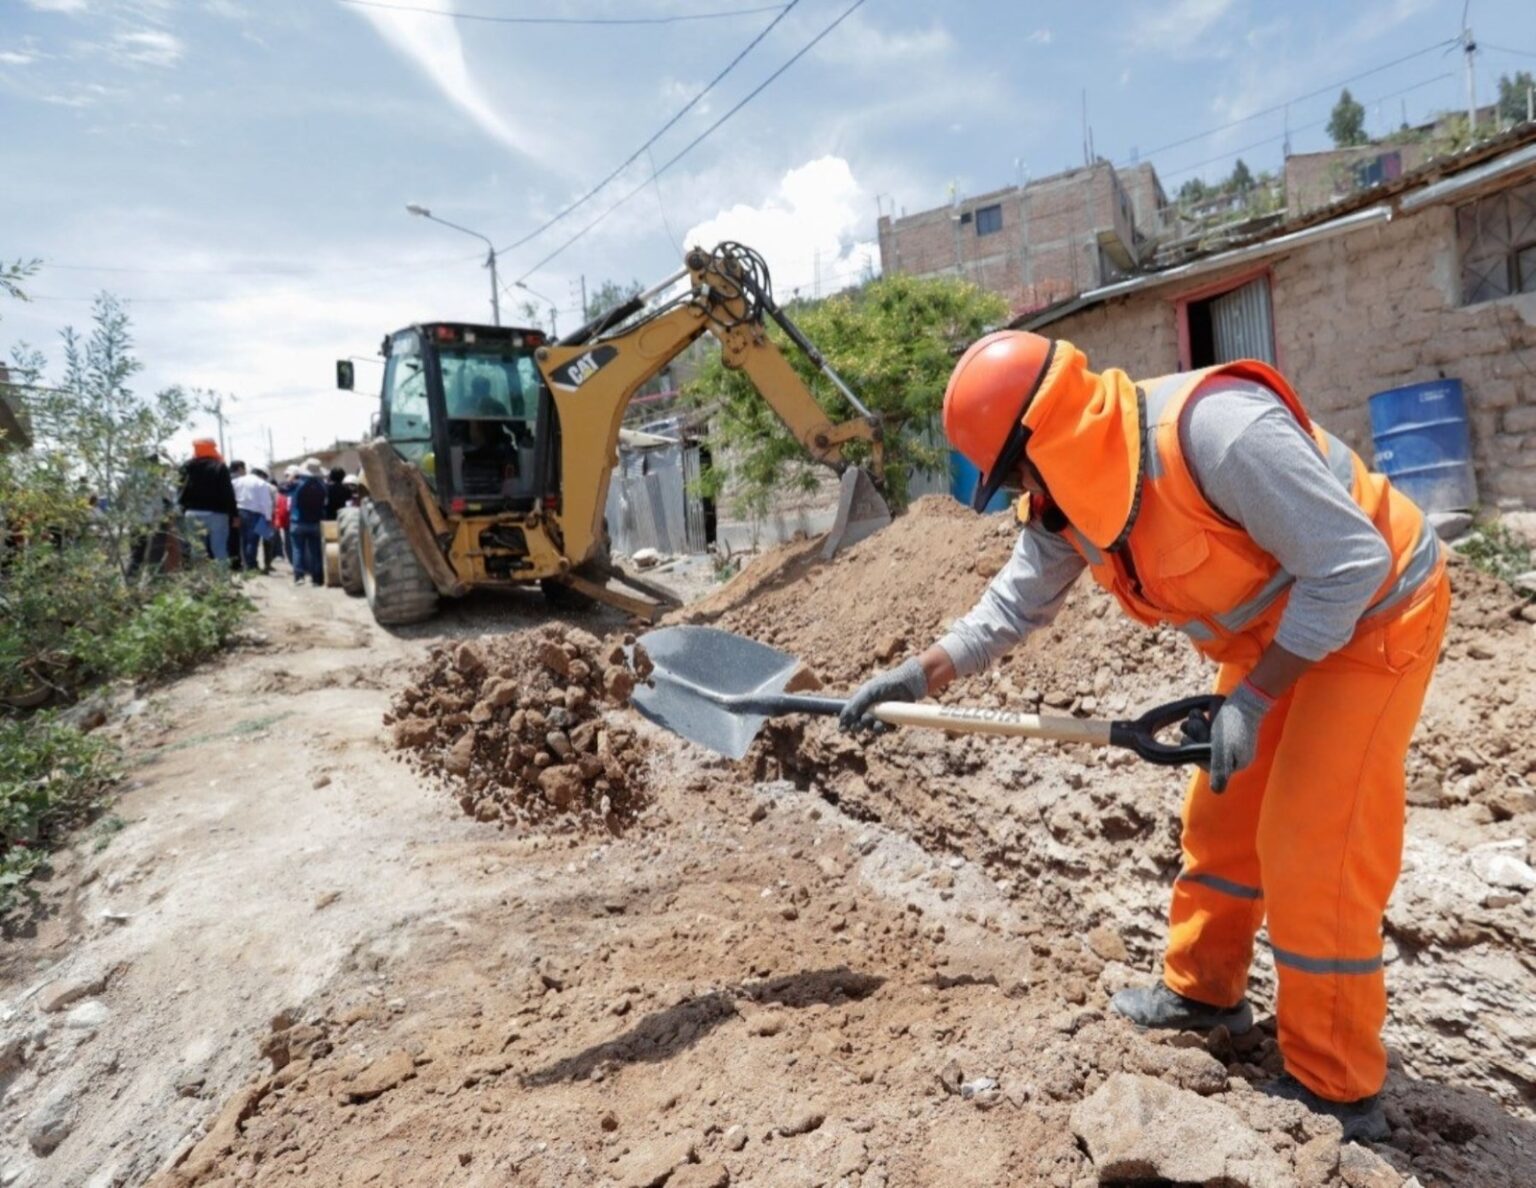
[1, 498, 1532, 1187]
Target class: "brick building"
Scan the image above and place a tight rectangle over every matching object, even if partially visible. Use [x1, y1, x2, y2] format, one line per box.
[877, 160, 1170, 318]
[1013, 127, 1536, 508]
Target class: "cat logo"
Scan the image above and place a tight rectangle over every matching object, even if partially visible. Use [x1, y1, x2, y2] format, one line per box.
[549, 345, 618, 391]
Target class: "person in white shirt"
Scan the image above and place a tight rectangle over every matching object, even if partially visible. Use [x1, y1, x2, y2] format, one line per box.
[230, 461, 277, 574]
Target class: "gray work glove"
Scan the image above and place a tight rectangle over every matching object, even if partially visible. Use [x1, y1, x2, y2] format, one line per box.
[1209, 680, 1275, 793]
[838, 658, 928, 735]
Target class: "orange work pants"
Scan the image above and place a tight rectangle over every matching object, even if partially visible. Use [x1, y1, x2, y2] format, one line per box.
[1162, 572, 1450, 1102]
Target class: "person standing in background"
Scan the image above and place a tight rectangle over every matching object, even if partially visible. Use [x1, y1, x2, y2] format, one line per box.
[231, 460, 276, 574]
[288, 458, 329, 587]
[178, 438, 237, 564]
[253, 468, 280, 574]
[324, 466, 350, 521]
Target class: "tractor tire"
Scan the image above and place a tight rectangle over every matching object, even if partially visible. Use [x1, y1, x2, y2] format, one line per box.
[359, 500, 439, 626]
[337, 506, 364, 597]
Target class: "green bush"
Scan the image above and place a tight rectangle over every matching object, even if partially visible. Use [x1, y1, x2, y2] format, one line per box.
[102, 574, 252, 680]
[0, 714, 119, 915]
[1455, 519, 1534, 585]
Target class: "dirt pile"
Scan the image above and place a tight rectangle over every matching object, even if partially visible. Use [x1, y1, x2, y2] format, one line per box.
[387, 625, 653, 829]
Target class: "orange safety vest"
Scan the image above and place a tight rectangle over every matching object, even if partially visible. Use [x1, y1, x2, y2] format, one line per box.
[1045, 362, 1444, 668]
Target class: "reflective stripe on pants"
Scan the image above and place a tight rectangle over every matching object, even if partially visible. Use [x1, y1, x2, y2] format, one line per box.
[1163, 572, 1450, 1102]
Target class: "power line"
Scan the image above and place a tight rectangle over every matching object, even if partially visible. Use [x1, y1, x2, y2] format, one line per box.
[336, 0, 789, 26]
[1119, 38, 1458, 165]
[1158, 72, 1454, 182]
[512, 0, 871, 283]
[1482, 42, 1536, 61]
[492, 1, 800, 254]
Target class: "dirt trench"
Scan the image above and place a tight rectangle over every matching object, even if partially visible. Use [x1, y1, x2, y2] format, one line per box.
[1, 499, 1533, 1188]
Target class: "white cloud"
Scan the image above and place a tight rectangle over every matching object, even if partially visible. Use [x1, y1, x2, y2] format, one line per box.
[683, 156, 878, 300]
[1125, 0, 1234, 57]
[1026, 29, 1052, 45]
[345, 2, 543, 159]
[0, 50, 36, 65]
[24, 0, 89, 12]
[113, 29, 184, 67]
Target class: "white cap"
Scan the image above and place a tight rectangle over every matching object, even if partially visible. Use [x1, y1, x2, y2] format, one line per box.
[343, 473, 361, 485]
[303, 457, 323, 476]
[283, 465, 299, 479]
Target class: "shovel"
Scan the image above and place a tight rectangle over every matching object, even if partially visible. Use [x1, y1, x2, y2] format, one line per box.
[630, 625, 1216, 767]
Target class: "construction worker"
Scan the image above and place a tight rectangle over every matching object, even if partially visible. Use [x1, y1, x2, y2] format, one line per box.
[840, 332, 1448, 1143]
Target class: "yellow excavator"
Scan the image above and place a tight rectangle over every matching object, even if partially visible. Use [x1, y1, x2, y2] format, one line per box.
[334, 241, 891, 625]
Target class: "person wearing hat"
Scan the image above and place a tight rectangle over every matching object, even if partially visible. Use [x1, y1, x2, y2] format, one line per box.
[287, 458, 329, 586]
[839, 331, 1448, 1142]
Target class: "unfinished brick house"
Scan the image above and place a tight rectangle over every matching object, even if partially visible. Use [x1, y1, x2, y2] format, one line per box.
[876, 161, 1168, 317]
[1013, 126, 1536, 508]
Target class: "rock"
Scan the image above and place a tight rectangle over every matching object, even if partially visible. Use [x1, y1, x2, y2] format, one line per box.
[670, 1165, 729, 1188]
[1043, 689, 1074, 709]
[1086, 924, 1128, 963]
[1428, 511, 1473, 541]
[874, 633, 905, 662]
[538, 765, 586, 811]
[723, 1124, 748, 1152]
[1071, 1074, 1289, 1188]
[312, 773, 332, 789]
[779, 1108, 825, 1136]
[392, 716, 435, 747]
[604, 666, 636, 702]
[1484, 784, 1536, 820]
[480, 676, 519, 708]
[1512, 570, 1536, 593]
[938, 1058, 965, 1095]
[1131, 1043, 1229, 1095]
[631, 547, 662, 569]
[960, 1076, 998, 1100]
[63, 1000, 110, 1031]
[453, 641, 485, 676]
[1405, 773, 1444, 808]
[1470, 848, 1536, 890]
[38, 969, 110, 1013]
[1467, 642, 1496, 661]
[546, 730, 573, 759]
[616, 1133, 696, 1188]
[537, 641, 570, 677]
[28, 1086, 77, 1155]
[1339, 1142, 1404, 1187]
[59, 696, 109, 733]
[342, 1050, 415, 1102]
[444, 731, 476, 776]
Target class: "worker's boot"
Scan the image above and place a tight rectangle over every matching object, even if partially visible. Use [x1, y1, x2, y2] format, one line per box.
[1110, 981, 1254, 1035]
[1262, 1074, 1390, 1144]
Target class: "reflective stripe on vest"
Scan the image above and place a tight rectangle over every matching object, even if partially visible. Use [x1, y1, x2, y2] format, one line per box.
[1363, 520, 1442, 621]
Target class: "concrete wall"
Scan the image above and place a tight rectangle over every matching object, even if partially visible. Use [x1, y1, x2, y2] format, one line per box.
[1043, 193, 1536, 507]
[1284, 143, 1433, 216]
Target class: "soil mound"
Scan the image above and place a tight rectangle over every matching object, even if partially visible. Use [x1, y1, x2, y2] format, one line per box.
[387, 625, 653, 830]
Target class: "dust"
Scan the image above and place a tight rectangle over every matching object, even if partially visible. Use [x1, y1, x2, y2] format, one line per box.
[386, 624, 653, 831]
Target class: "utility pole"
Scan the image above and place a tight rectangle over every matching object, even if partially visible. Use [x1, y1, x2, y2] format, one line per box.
[549, 306, 558, 337]
[1461, 16, 1478, 136]
[405, 204, 501, 326]
[207, 392, 229, 458]
[267, 426, 276, 472]
[580, 274, 588, 321]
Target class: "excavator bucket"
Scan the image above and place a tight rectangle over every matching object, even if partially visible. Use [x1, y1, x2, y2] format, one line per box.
[822, 468, 891, 559]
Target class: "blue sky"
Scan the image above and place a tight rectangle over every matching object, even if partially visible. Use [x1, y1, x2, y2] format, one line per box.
[3, 0, 1531, 461]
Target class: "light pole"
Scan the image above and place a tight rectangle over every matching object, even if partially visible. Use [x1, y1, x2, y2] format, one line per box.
[405, 203, 501, 326]
[514, 280, 557, 336]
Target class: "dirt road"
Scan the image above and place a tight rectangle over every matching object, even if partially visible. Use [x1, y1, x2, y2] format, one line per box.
[2, 507, 1533, 1187]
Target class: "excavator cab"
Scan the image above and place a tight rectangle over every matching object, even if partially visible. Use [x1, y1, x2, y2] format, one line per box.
[376, 323, 553, 516]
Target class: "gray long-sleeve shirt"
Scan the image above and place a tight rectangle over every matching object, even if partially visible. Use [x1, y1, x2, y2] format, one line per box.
[936, 376, 1393, 674]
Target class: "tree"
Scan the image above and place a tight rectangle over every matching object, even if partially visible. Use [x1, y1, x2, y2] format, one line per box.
[584, 277, 643, 321]
[1327, 88, 1368, 147]
[684, 274, 1007, 515]
[1177, 178, 1209, 207]
[1496, 71, 1536, 124]
[1229, 158, 1254, 194]
[1, 258, 40, 306]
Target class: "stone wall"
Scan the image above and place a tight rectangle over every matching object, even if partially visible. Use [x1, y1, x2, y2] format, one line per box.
[1042, 194, 1536, 507]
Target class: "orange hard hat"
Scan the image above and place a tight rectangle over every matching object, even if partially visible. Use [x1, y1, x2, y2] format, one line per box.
[942, 330, 1056, 511]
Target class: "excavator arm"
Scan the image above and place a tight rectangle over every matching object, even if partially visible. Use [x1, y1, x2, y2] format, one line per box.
[533, 242, 889, 570]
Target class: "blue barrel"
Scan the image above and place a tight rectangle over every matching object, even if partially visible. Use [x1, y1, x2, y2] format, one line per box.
[1369, 379, 1477, 513]
[950, 449, 1012, 513]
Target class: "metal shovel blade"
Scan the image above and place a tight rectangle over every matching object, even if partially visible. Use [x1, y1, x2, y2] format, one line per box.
[630, 625, 802, 760]
[822, 467, 891, 560]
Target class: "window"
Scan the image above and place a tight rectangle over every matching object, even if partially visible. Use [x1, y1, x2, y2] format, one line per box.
[1458, 179, 1536, 305]
[1184, 275, 1276, 367]
[974, 203, 1003, 236]
[382, 333, 433, 473]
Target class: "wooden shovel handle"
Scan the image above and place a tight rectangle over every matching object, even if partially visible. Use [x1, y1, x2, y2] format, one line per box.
[867, 701, 1113, 746]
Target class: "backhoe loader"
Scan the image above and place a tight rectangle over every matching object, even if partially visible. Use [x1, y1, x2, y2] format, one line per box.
[334, 241, 891, 626]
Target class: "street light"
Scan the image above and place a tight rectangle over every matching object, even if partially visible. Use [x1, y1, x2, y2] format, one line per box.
[513, 280, 558, 336]
[405, 203, 501, 327]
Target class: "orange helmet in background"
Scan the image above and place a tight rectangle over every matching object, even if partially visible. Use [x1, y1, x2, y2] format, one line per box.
[942, 330, 1056, 511]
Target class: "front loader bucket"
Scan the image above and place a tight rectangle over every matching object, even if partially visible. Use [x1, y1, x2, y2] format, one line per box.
[822, 467, 891, 559]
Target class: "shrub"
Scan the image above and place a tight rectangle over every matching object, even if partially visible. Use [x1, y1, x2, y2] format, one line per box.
[1455, 519, 1534, 585]
[102, 574, 252, 680]
[0, 714, 119, 915]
